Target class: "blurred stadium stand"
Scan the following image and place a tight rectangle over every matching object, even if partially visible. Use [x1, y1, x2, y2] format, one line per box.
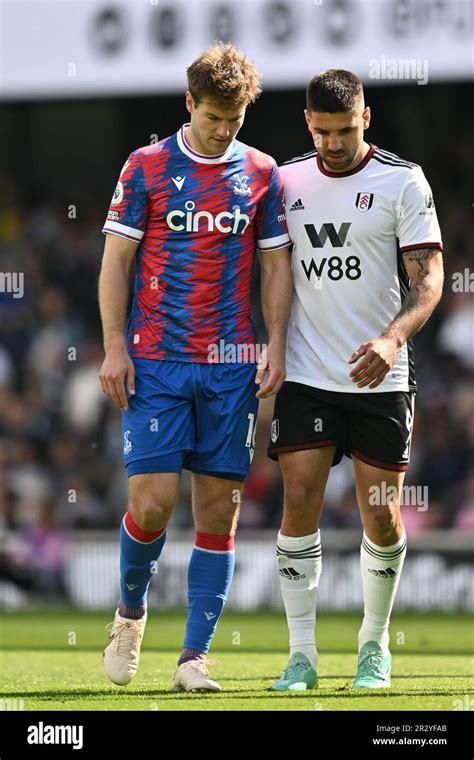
[0, 0, 472, 608]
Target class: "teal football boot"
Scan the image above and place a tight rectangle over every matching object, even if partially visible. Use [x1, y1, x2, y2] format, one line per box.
[352, 641, 391, 688]
[269, 652, 318, 691]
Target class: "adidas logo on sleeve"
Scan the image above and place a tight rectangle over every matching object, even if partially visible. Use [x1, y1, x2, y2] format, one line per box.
[289, 198, 305, 211]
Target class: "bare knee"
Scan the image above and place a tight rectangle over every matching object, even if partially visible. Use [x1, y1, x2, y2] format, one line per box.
[129, 495, 172, 531]
[282, 480, 322, 536]
[284, 480, 317, 508]
[129, 483, 175, 531]
[364, 509, 403, 546]
[195, 495, 239, 535]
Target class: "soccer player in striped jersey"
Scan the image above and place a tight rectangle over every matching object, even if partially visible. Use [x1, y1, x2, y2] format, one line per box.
[99, 43, 291, 692]
[268, 70, 444, 690]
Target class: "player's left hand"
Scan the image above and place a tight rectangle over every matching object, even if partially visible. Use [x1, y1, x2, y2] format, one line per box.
[348, 336, 399, 389]
[255, 343, 286, 399]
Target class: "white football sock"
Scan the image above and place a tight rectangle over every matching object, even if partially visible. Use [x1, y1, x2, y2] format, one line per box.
[359, 530, 407, 656]
[277, 530, 322, 669]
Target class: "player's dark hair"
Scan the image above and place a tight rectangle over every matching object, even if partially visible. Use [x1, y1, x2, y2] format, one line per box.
[306, 70, 364, 112]
[187, 41, 262, 107]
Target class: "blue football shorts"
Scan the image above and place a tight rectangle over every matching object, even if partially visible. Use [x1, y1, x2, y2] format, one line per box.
[122, 359, 259, 481]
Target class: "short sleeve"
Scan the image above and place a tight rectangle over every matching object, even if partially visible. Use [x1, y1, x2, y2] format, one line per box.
[256, 163, 291, 252]
[396, 167, 442, 253]
[102, 151, 148, 242]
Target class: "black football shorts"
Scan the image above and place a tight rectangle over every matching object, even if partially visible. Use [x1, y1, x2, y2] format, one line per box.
[268, 382, 416, 472]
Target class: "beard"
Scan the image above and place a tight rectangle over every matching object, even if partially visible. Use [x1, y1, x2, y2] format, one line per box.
[323, 150, 357, 171]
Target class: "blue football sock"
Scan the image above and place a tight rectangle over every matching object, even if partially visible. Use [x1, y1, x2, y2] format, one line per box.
[181, 532, 235, 658]
[119, 510, 166, 614]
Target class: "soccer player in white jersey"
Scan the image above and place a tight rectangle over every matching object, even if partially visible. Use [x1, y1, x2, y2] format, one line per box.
[268, 70, 444, 690]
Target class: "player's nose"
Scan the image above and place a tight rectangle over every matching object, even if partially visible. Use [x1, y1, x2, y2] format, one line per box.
[216, 122, 230, 138]
[327, 135, 342, 151]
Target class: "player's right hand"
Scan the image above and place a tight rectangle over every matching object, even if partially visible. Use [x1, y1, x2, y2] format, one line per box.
[255, 342, 286, 399]
[99, 348, 135, 411]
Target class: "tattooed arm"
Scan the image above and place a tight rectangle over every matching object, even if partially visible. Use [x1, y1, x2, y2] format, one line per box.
[348, 248, 444, 389]
[382, 248, 444, 346]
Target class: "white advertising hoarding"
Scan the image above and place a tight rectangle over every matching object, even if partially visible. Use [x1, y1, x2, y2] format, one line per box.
[0, 0, 472, 100]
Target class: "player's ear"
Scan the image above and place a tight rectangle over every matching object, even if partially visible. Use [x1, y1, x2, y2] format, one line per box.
[363, 106, 371, 130]
[304, 109, 312, 130]
[185, 91, 195, 115]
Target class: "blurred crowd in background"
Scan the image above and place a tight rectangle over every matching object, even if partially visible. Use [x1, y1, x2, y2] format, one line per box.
[0, 89, 473, 600]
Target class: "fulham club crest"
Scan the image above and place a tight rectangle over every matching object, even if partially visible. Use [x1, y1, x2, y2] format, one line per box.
[355, 192, 374, 213]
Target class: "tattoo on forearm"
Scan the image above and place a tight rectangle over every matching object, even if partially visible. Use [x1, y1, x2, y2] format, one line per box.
[397, 277, 430, 321]
[383, 248, 443, 341]
[401, 248, 441, 306]
[402, 247, 439, 278]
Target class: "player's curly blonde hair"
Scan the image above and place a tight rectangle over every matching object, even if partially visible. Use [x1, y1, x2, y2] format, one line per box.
[187, 42, 262, 107]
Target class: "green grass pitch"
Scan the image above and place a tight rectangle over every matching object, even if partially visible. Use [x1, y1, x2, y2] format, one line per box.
[0, 609, 472, 711]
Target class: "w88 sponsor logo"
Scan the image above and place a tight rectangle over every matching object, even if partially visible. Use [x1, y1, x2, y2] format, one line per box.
[301, 255, 361, 281]
[301, 221, 361, 281]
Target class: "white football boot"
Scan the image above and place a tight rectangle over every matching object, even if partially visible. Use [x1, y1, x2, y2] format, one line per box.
[103, 608, 147, 685]
[172, 657, 221, 693]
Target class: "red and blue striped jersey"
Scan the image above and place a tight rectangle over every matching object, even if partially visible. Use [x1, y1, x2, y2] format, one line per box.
[103, 125, 290, 362]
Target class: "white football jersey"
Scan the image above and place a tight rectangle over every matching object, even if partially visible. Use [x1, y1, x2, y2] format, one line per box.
[282, 144, 442, 393]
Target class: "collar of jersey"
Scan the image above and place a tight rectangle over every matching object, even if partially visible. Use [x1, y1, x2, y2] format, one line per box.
[316, 144, 376, 178]
[177, 124, 235, 164]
